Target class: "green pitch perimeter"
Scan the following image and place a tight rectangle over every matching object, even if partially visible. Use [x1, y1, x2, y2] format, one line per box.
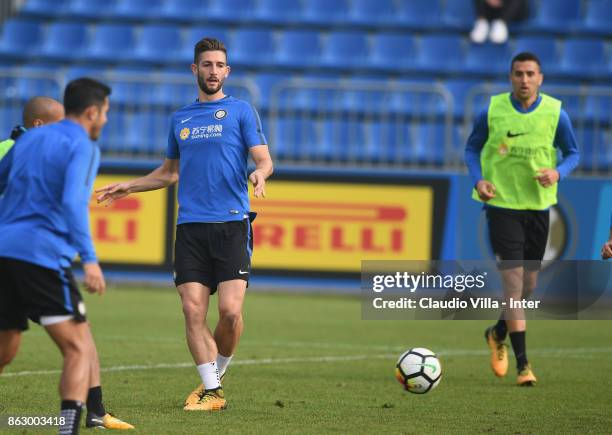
[2, 287, 611, 434]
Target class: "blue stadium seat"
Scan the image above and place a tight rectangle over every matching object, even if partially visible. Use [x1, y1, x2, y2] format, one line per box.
[302, 0, 350, 25]
[581, 0, 612, 36]
[349, 0, 399, 27]
[272, 116, 320, 160]
[319, 120, 367, 161]
[369, 32, 417, 72]
[444, 79, 482, 118]
[157, 0, 211, 23]
[230, 29, 275, 68]
[132, 24, 183, 65]
[584, 92, 612, 124]
[513, 36, 558, 71]
[542, 83, 582, 121]
[579, 128, 612, 171]
[464, 42, 512, 75]
[528, 0, 581, 32]
[204, 0, 256, 22]
[276, 30, 323, 69]
[366, 121, 413, 163]
[179, 26, 231, 64]
[399, 0, 443, 30]
[0, 106, 22, 134]
[442, 0, 474, 31]
[82, 24, 135, 63]
[111, 0, 165, 20]
[253, 72, 288, 111]
[416, 34, 464, 74]
[414, 122, 453, 165]
[558, 38, 607, 79]
[37, 22, 88, 62]
[254, 0, 303, 24]
[0, 19, 43, 61]
[64, 0, 115, 19]
[123, 111, 170, 154]
[65, 65, 110, 82]
[321, 31, 369, 69]
[19, 0, 68, 17]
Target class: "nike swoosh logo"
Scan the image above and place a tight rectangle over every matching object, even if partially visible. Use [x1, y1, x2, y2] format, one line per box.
[89, 418, 104, 424]
[238, 270, 249, 275]
[407, 363, 438, 373]
[180, 117, 193, 124]
[507, 131, 527, 138]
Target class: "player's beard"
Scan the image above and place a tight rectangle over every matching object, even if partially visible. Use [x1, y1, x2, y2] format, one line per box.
[197, 72, 224, 95]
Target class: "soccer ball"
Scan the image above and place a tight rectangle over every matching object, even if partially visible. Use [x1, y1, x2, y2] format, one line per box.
[395, 347, 442, 394]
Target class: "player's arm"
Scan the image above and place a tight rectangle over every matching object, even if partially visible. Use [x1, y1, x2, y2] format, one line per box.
[464, 109, 495, 201]
[535, 109, 580, 187]
[249, 145, 273, 198]
[96, 158, 179, 206]
[62, 142, 105, 294]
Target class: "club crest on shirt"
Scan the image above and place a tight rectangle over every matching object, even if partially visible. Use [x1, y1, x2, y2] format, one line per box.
[180, 127, 190, 140]
[214, 109, 227, 120]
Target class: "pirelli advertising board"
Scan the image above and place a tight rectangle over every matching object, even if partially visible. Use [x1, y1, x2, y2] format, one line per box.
[92, 166, 449, 276]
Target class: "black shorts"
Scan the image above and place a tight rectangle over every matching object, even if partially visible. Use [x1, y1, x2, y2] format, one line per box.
[174, 216, 254, 294]
[0, 257, 87, 331]
[486, 207, 550, 271]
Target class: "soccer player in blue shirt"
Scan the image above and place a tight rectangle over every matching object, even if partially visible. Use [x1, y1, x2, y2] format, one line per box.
[0, 79, 133, 433]
[96, 38, 274, 412]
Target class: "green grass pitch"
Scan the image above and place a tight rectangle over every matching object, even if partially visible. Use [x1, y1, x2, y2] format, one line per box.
[2, 287, 612, 434]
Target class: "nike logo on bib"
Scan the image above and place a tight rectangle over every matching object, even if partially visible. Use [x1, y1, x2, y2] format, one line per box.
[507, 131, 527, 138]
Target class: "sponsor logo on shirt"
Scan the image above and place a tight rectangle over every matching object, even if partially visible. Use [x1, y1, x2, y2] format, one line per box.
[190, 124, 223, 139]
[180, 127, 190, 140]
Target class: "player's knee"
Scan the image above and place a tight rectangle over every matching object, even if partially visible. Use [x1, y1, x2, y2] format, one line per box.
[219, 310, 241, 329]
[0, 351, 15, 370]
[182, 300, 206, 323]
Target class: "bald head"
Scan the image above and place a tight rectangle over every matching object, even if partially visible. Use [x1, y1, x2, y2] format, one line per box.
[22, 96, 65, 129]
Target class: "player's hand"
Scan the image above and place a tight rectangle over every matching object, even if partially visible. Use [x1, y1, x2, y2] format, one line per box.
[95, 182, 131, 206]
[601, 241, 612, 260]
[83, 262, 106, 295]
[476, 180, 496, 201]
[534, 168, 559, 188]
[249, 170, 266, 198]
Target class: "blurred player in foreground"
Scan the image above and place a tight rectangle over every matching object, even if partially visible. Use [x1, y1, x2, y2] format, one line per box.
[465, 52, 580, 386]
[0, 80, 133, 433]
[601, 213, 612, 260]
[96, 38, 273, 412]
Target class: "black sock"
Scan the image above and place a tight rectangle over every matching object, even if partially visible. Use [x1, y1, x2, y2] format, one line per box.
[493, 317, 507, 341]
[86, 386, 106, 416]
[60, 400, 84, 435]
[509, 331, 528, 370]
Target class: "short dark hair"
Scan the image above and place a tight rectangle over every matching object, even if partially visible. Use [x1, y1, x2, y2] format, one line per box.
[194, 37, 227, 64]
[510, 52, 542, 72]
[63, 77, 111, 116]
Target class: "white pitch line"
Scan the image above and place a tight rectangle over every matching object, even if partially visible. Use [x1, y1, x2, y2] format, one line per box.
[3, 346, 612, 378]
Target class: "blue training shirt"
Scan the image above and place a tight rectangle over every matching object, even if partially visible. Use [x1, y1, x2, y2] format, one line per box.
[167, 96, 267, 224]
[465, 93, 580, 188]
[0, 119, 99, 270]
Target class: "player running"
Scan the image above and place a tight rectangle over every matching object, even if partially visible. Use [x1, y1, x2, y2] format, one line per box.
[0, 79, 133, 433]
[96, 38, 273, 411]
[465, 52, 580, 386]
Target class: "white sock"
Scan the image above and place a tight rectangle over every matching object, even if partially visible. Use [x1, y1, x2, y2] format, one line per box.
[216, 354, 233, 377]
[196, 361, 220, 390]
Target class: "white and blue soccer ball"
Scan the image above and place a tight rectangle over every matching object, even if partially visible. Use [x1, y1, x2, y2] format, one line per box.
[395, 347, 442, 394]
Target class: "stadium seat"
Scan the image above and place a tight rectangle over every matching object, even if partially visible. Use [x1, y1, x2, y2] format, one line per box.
[444, 79, 482, 118]
[558, 38, 607, 79]
[581, 0, 612, 36]
[365, 121, 413, 163]
[513, 36, 558, 71]
[416, 34, 464, 74]
[230, 29, 275, 68]
[0, 19, 43, 61]
[464, 42, 512, 75]
[252, 72, 289, 111]
[37, 22, 88, 62]
[0, 105, 22, 134]
[64, 0, 115, 19]
[319, 120, 367, 162]
[275, 30, 323, 69]
[302, 0, 350, 25]
[321, 31, 369, 69]
[156, 0, 211, 23]
[178, 26, 231, 64]
[528, 0, 581, 32]
[579, 127, 612, 171]
[348, 0, 399, 27]
[82, 24, 135, 63]
[254, 0, 303, 25]
[19, 0, 68, 17]
[131, 24, 183, 65]
[64, 64, 110, 82]
[441, 0, 474, 31]
[369, 32, 417, 72]
[204, 0, 257, 23]
[399, 0, 444, 30]
[584, 92, 612, 124]
[123, 111, 170, 154]
[111, 0, 165, 21]
[414, 122, 454, 165]
[272, 116, 320, 160]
